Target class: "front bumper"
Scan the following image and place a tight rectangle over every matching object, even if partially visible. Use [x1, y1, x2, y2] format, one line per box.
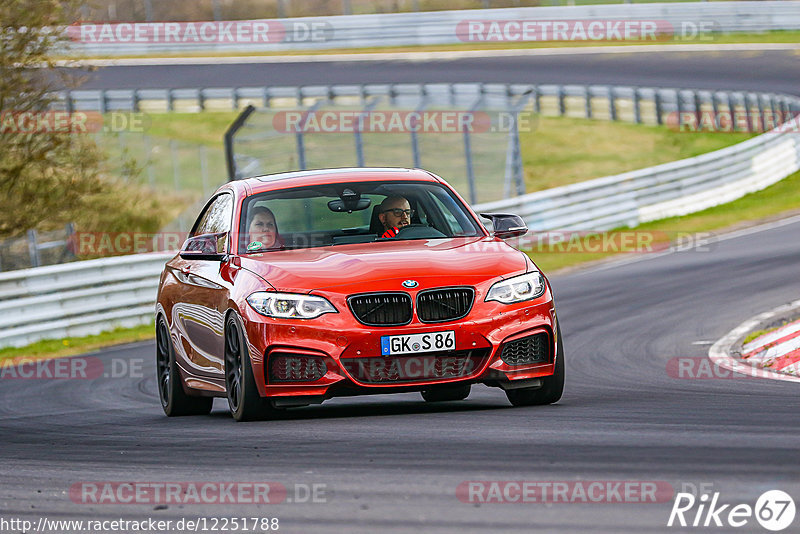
[241, 294, 557, 399]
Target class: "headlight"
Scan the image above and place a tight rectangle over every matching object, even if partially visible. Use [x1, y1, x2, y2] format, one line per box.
[485, 272, 546, 304]
[247, 292, 337, 319]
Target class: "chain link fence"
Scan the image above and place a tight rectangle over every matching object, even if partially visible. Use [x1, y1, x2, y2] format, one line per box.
[0, 225, 76, 273]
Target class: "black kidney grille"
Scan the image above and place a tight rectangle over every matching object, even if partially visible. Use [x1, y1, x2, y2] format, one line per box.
[348, 293, 412, 326]
[500, 333, 550, 366]
[417, 287, 474, 323]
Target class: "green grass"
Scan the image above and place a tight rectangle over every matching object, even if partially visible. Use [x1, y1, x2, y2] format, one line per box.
[144, 112, 240, 146]
[520, 116, 752, 190]
[110, 111, 754, 198]
[67, 31, 800, 60]
[743, 329, 770, 345]
[0, 323, 155, 364]
[528, 169, 800, 272]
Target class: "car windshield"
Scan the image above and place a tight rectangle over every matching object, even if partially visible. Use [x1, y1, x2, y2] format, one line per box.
[238, 180, 484, 253]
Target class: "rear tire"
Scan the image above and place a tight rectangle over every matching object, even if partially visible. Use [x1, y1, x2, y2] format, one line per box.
[505, 324, 565, 407]
[156, 316, 213, 416]
[224, 314, 277, 422]
[421, 384, 471, 402]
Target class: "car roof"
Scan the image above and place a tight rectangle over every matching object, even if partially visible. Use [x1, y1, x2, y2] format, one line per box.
[239, 168, 441, 194]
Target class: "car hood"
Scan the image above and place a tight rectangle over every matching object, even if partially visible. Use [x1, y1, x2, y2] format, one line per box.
[238, 237, 528, 294]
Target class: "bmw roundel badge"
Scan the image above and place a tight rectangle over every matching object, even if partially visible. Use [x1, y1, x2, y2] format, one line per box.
[402, 280, 418, 289]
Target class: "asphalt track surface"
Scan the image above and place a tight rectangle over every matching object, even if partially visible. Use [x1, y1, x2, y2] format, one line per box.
[2, 217, 800, 533]
[73, 49, 800, 95]
[3, 49, 798, 533]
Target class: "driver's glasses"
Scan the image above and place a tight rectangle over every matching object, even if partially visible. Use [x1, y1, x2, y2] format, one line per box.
[383, 208, 415, 217]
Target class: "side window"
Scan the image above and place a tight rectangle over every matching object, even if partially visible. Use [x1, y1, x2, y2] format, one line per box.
[192, 194, 233, 236]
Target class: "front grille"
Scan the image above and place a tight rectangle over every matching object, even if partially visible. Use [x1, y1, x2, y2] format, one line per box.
[341, 348, 489, 384]
[417, 287, 474, 323]
[348, 292, 412, 326]
[500, 333, 550, 366]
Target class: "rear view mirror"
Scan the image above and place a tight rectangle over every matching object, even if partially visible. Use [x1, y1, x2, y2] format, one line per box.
[179, 232, 228, 261]
[480, 213, 528, 239]
[328, 187, 371, 213]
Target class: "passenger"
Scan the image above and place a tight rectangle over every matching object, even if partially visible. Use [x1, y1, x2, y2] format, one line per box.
[246, 206, 282, 250]
[378, 196, 413, 239]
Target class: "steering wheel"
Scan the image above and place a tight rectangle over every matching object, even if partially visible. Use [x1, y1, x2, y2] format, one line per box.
[394, 224, 447, 239]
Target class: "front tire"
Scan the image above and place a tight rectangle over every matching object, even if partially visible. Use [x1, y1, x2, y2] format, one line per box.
[156, 316, 213, 416]
[224, 314, 277, 422]
[505, 324, 565, 407]
[421, 384, 471, 402]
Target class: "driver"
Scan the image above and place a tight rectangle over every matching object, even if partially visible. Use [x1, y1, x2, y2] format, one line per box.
[378, 196, 413, 239]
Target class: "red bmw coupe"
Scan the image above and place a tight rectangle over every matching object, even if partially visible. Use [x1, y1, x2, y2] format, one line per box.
[156, 168, 564, 421]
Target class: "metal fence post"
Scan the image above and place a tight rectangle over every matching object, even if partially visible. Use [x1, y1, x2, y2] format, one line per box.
[99, 90, 108, 114]
[27, 229, 40, 268]
[558, 86, 566, 116]
[693, 90, 702, 126]
[756, 93, 766, 133]
[727, 92, 736, 131]
[64, 90, 74, 114]
[633, 88, 641, 124]
[608, 86, 617, 121]
[655, 90, 663, 125]
[464, 127, 477, 204]
[711, 91, 720, 125]
[167, 89, 174, 112]
[585, 85, 592, 119]
[745, 93, 754, 133]
[355, 99, 379, 167]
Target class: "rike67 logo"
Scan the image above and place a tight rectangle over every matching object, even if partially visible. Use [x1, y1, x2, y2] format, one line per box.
[668, 490, 796, 531]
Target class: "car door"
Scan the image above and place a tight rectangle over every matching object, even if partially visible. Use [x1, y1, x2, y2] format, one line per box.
[170, 193, 234, 383]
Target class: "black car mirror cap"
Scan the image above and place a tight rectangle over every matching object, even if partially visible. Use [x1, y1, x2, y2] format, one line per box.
[479, 213, 528, 239]
[179, 232, 228, 261]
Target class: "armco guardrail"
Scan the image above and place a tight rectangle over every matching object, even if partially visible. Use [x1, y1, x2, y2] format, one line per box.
[473, 127, 800, 230]
[68, 1, 800, 55]
[0, 253, 172, 348]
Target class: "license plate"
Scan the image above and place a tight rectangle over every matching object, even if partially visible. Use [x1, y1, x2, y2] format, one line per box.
[380, 330, 455, 356]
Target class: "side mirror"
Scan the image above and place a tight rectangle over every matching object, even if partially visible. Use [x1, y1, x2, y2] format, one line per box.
[480, 213, 528, 239]
[179, 232, 228, 261]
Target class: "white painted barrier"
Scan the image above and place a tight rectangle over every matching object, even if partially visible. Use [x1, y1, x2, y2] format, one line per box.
[68, 2, 800, 55]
